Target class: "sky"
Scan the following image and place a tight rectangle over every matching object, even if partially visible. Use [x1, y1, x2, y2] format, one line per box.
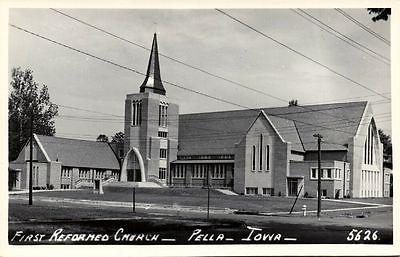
[8, 8, 391, 141]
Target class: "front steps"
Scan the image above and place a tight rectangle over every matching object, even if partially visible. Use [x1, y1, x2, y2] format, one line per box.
[104, 181, 162, 188]
[215, 188, 238, 195]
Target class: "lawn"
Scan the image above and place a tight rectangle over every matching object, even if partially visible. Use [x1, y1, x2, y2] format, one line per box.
[20, 186, 381, 213]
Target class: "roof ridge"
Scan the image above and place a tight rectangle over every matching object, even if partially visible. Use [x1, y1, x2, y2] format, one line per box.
[36, 134, 109, 144]
[180, 101, 368, 117]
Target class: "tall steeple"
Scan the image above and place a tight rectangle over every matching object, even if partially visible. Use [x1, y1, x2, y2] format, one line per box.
[140, 33, 166, 95]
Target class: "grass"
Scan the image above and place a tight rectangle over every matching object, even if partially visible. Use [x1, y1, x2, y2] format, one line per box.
[24, 186, 384, 213]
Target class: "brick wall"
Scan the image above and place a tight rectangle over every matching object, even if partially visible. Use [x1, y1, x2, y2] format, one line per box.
[49, 162, 62, 189]
[234, 113, 290, 196]
[304, 151, 347, 161]
[290, 160, 348, 198]
[234, 140, 246, 194]
[349, 103, 383, 198]
[125, 92, 179, 182]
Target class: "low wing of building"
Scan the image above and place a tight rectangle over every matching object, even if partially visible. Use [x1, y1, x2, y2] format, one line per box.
[9, 135, 120, 190]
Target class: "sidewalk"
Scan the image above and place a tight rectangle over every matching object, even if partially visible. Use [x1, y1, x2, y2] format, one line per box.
[8, 189, 82, 195]
[9, 194, 236, 215]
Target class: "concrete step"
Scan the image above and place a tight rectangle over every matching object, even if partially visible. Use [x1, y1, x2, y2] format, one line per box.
[104, 181, 162, 188]
[215, 188, 238, 195]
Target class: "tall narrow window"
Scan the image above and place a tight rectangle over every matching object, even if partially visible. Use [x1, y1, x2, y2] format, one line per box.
[158, 105, 161, 126]
[266, 145, 270, 171]
[159, 102, 168, 127]
[370, 124, 374, 164]
[259, 134, 263, 170]
[311, 168, 317, 179]
[131, 100, 142, 126]
[132, 102, 136, 126]
[164, 105, 168, 127]
[364, 139, 367, 164]
[138, 102, 142, 125]
[364, 123, 375, 165]
[251, 145, 256, 171]
[367, 125, 370, 164]
[158, 168, 166, 179]
[160, 149, 167, 159]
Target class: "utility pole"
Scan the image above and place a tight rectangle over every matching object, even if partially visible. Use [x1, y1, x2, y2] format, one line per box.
[132, 186, 136, 213]
[207, 167, 210, 220]
[29, 114, 33, 205]
[313, 133, 323, 218]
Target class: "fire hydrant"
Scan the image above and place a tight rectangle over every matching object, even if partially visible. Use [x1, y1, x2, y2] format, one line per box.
[302, 205, 307, 216]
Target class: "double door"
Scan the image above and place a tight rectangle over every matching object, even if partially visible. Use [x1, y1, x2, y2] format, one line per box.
[127, 169, 141, 182]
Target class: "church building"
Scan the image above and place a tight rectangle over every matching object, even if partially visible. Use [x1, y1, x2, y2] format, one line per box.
[10, 34, 386, 198]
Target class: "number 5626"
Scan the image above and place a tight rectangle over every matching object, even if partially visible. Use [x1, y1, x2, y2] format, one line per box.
[347, 229, 378, 241]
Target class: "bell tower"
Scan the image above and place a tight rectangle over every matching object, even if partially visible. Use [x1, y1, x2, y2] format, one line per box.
[121, 33, 179, 185]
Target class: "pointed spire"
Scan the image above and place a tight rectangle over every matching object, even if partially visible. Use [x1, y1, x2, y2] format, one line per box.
[140, 33, 166, 95]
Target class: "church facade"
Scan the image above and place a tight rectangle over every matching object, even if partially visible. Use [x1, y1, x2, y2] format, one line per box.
[119, 34, 385, 198]
[10, 34, 386, 198]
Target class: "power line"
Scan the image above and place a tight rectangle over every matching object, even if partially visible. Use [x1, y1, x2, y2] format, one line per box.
[56, 104, 121, 117]
[215, 9, 390, 101]
[55, 108, 391, 124]
[302, 92, 390, 105]
[9, 23, 387, 139]
[335, 8, 390, 45]
[49, 8, 287, 105]
[9, 23, 248, 110]
[47, 9, 388, 130]
[51, 120, 391, 151]
[290, 9, 389, 65]
[55, 113, 391, 141]
[55, 94, 390, 120]
[297, 9, 390, 63]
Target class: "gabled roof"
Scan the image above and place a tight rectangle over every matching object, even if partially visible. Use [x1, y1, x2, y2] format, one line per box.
[178, 101, 367, 155]
[262, 101, 367, 151]
[36, 135, 120, 170]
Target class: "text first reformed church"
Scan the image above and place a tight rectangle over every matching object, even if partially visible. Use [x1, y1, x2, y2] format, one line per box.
[11, 34, 388, 198]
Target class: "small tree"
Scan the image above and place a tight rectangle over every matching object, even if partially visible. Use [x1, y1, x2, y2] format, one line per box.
[111, 132, 124, 144]
[96, 134, 109, 142]
[378, 129, 392, 157]
[288, 99, 298, 106]
[111, 132, 125, 158]
[367, 8, 391, 22]
[9, 67, 58, 161]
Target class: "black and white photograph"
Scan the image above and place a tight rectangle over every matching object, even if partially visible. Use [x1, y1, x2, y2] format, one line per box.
[2, 2, 398, 256]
